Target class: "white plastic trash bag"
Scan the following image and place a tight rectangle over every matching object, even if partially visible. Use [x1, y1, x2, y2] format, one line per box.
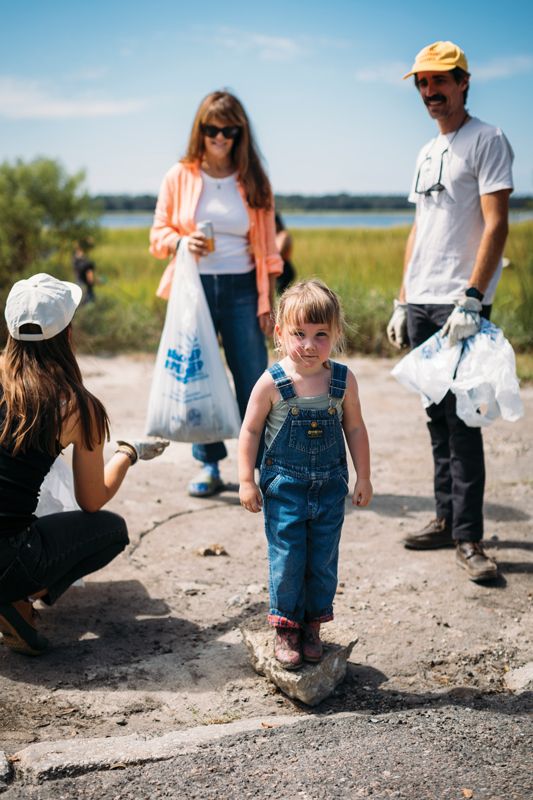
[391, 319, 523, 427]
[452, 320, 523, 427]
[36, 454, 80, 516]
[145, 242, 242, 443]
[391, 330, 462, 408]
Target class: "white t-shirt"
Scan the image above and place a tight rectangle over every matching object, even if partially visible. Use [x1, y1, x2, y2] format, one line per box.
[196, 172, 253, 275]
[405, 116, 514, 305]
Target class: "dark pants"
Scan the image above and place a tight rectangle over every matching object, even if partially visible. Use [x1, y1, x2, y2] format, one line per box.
[192, 270, 268, 465]
[407, 303, 491, 543]
[276, 259, 296, 295]
[0, 510, 129, 605]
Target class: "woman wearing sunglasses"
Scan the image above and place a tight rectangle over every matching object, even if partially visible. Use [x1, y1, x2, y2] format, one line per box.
[150, 91, 282, 497]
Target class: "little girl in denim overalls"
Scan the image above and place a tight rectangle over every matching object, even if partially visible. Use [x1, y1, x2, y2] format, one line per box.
[239, 280, 372, 669]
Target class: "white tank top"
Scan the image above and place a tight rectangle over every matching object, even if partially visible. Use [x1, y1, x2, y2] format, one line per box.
[196, 172, 253, 275]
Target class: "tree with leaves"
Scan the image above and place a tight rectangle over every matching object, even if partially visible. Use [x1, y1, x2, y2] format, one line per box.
[0, 158, 100, 292]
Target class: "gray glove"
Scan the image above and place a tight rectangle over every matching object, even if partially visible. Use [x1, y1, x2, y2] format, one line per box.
[386, 300, 409, 349]
[441, 295, 482, 346]
[116, 438, 170, 464]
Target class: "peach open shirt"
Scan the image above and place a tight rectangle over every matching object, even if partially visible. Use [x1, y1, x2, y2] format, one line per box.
[149, 161, 283, 316]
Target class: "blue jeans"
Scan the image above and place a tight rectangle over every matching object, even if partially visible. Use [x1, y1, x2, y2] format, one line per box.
[0, 510, 128, 605]
[262, 471, 347, 626]
[192, 270, 267, 465]
[260, 362, 349, 628]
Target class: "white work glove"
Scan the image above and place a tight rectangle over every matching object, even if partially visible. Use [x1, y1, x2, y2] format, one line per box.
[441, 295, 482, 346]
[116, 438, 170, 464]
[386, 300, 409, 349]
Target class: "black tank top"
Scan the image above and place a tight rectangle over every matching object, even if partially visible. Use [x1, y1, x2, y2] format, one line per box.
[0, 390, 57, 536]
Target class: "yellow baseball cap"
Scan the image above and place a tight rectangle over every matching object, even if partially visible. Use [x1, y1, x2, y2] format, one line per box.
[403, 41, 469, 79]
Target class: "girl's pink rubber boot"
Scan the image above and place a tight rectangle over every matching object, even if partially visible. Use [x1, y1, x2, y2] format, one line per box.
[274, 627, 303, 670]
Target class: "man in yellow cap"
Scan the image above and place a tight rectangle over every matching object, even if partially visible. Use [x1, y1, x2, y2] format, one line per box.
[387, 41, 514, 582]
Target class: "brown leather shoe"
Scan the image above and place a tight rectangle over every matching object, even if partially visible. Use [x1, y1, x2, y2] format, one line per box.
[0, 599, 48, 656]
[403, 517, 453, 550]
[274, 627, 303, 670]
[302, 622, 323, 663]
[456, 541, 498, 582]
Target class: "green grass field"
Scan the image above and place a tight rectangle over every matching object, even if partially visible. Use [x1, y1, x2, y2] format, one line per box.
[71, 222, 533, 377]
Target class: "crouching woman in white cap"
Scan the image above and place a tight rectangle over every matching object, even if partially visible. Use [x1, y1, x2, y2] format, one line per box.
[0, 273, 169, 655]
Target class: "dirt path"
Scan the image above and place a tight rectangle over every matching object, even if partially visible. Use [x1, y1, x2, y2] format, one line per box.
[0, 354, 531, 752]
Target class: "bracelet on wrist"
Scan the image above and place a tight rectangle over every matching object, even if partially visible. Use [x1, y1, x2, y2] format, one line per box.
[115, 444, 138, 465]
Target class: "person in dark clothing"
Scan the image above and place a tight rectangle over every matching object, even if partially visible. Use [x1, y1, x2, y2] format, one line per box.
[0, 273, 168, 655]
[275, 213, 296, 295]
[72, 244, 96, 303]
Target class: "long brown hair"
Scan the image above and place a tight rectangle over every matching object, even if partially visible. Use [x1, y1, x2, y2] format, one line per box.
[183, 91, 272, 210]
[0, 325, 109, 456]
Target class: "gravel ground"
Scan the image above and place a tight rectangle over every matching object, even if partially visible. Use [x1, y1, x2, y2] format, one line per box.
[3, 704, 532, 799]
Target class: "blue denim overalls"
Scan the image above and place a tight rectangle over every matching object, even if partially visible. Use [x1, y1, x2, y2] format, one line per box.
[260, 361, 349, 629]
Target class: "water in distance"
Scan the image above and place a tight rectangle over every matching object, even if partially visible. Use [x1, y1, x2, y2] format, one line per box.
[101, 210, 533, 230]
[101, 211, 415, 229]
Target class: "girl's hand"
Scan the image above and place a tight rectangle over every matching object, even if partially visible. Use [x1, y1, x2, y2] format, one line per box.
[352, 478, 373, 507]
[188, 231, 209, 257]
[258, 312, 274, 336]
[239, 481, 263, 513]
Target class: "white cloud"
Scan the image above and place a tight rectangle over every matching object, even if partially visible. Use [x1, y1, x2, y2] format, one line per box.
[354, 62, 410, 85]
[68, 67, 109, 82]
[354, 54, 533, 85]
[191, 26, 347, 63]
[213, 27, 306, 61]
[0, 77, 147, 119]
[474, 55, 533, 81]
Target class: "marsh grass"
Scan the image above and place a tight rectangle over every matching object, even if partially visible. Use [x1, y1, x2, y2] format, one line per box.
[489, 222, 533, 351]
[72, 228, 166, 353]
[71, 223, 533, 370]
[292, 227, 406, 353]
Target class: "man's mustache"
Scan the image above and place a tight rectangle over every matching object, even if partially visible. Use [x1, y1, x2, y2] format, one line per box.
[424, 94, 447, 105]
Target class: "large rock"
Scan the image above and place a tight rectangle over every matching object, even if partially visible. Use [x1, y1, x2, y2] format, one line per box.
[504, 662, 533, 693]
[13, 716, 301, 781]
[240, 614, 357, 706]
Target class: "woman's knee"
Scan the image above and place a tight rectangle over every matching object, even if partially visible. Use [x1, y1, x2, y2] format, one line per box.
[94, 510, 129, 547]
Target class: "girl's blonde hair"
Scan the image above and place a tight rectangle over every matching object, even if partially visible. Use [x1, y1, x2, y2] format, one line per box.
[182, 90, 272, 210]
[274, 279, 346, 355]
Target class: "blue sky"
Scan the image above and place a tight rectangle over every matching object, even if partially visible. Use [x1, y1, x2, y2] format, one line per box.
[1, 0, 532, 195]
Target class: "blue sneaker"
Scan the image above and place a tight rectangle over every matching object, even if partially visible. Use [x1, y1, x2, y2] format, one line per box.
[188, 468, 224, 498]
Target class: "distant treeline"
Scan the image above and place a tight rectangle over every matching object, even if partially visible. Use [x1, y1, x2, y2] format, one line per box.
[93, 193, 533, 213]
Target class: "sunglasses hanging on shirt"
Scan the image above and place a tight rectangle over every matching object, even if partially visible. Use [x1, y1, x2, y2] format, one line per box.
[415, 148, 448, 196]
[414, 112, 470, 197]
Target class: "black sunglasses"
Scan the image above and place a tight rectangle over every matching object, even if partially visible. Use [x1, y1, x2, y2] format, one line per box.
[415, 147, 448, 196]
[201, 124, 241, 140]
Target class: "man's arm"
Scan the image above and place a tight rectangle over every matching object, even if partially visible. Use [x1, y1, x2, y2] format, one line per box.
[468, 190, 511, 294]
[442, 189, 511, 345]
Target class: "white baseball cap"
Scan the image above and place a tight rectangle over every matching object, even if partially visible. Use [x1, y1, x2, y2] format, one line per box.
[5, 273, 83, 341]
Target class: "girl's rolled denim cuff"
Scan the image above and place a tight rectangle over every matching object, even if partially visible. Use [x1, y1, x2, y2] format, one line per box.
[267, 613, 301, 629]
[306, 611, 334, 624]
